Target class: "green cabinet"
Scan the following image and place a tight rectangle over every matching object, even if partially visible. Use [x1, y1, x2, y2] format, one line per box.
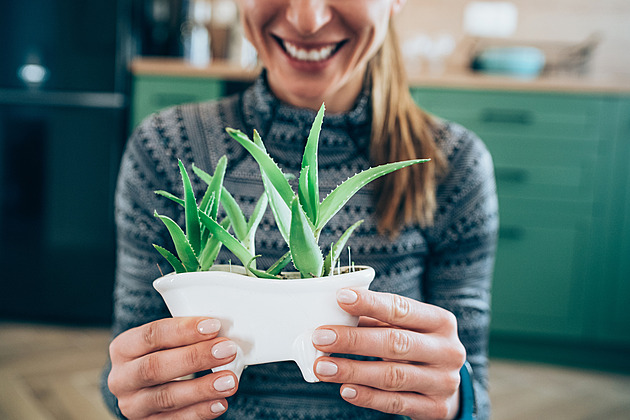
[412, 88, 630, 351]
[131, 75, 224, 128]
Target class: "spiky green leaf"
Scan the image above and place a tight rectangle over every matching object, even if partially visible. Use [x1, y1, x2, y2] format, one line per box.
[302, 103, 324, 224]
[153, 244, 187, 274]
[154, 211, 199, 272]
[227, 127, 294, 207]
[289, 197, 323, 278]
[193, 164, 248, 242]
[178, 160, 201, 255]
[198, 211, 253, 269]
[154, 190, 184, 206]
[246, 256, 282, 279]
[317, 159, 430, 231]
[298, 165, 316, 223]
[198, 217, 230, 271]
[266, 250, 292, 276]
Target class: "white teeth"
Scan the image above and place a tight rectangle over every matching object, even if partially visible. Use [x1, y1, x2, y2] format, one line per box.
[283, 40, 337, 62]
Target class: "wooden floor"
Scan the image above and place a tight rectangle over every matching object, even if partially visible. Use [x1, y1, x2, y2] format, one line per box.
[1, 322, 629, 420]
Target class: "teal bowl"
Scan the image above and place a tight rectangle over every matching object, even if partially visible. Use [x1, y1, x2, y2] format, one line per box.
[472, 47, 546, 78]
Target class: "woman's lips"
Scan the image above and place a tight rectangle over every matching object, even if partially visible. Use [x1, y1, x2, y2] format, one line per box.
[273, 35, 346, 63]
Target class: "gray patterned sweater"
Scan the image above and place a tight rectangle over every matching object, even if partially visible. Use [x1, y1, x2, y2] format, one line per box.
[101, 75, 498, 419]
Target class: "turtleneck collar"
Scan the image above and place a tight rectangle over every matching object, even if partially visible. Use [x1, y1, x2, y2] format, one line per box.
[240, 72, 372, 161]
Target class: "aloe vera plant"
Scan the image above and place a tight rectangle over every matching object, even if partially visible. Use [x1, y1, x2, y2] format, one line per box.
[225, 103, 430, 278]
[153, 157, 271, 275]
[154, 103, 429, 279]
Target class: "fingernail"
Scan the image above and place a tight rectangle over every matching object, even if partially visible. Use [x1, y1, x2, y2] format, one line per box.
[212, 340, 237, 359]
[210, 401, 226, 413]
[213, 375, 235, 392]
[316, 360, 338, 376]
[197, 319, 221, 335]
[312, 329, 337, 346]
[341, 387, 357, 399]
[337, 289, 358, 304]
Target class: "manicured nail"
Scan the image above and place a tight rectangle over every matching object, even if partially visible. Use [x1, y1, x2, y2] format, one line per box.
[337, 289, 358, 304]
[212, 341, 237, 359]
[341, 386, 357, 399]
[312, 329, 337, 346]
[213, 375, 235, 392]
[197, 319, 221, 335]
[316, 360, 338, 376]
[210, 401, 226, 413]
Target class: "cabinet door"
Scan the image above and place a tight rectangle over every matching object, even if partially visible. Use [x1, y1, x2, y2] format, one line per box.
[131, 75, 224, 128]
[589, 98, 630, 346]
[412, 88, 603, 338]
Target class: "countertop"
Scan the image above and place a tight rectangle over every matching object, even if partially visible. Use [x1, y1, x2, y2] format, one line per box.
[131, 57, 630, 95]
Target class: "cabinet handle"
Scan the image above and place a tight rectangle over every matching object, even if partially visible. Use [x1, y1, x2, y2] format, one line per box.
[499, 226, 525, 241]
[495, 167, 529, 183]
[480, 109, 534, 125]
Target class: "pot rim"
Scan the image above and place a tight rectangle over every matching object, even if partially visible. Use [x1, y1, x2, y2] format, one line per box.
[153, 264, 375, 291]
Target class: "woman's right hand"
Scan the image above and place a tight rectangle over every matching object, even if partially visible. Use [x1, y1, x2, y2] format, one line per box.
[108, 317, 239, 419]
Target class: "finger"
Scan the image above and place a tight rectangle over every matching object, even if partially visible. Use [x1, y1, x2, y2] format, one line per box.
[312, 325, 447, 364]
[110, 317, 222, 362]
[313, 357, 459, 395]
[147, 398, 229, 420]
[339, 384, 459, 420]
[125, 338, 238, 389]
[337, 289, 457, 334]
[121, 373, 237, 418]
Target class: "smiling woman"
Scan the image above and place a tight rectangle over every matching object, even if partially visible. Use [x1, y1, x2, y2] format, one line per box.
[103, 1, 497, 419]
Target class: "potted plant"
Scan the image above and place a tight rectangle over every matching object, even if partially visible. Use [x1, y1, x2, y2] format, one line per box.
[152, 104, 429, 382]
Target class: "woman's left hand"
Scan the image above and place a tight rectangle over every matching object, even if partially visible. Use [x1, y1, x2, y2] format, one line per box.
[312, 288, 467, 420]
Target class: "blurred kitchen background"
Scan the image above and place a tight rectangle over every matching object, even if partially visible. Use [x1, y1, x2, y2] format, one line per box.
[1, 0, 629, 419]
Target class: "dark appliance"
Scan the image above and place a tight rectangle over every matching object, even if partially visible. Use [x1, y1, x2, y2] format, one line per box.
[0, 0, 134, 324]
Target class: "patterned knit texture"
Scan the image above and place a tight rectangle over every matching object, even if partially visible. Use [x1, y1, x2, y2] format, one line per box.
[101, 75, 498, 419]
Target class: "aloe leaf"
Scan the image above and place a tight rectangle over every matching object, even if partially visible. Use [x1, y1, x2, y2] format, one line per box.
[153, 244, 187, 274]
[155, 190, 184, 207]
[154, 211, 199, 272]
[208, 156, 227, 219]
[298, 165, 316, 223]
[178, 160, 201, 256]
[193, 164, 248, 242]
[227, 128, 294, 207]
[219, 189, 248, 242]
[246, 256, 282, 279]
[317, 159, 430, 231]
[244, 192, 269, 251]
[289, 197, 323, 278]
[199, 193, 215, 246]
[302, 103, 324, 224]
[247, 192, 268, 232]
[199, 211, 253, 269]
[198, 216, 230, 270]
[322, 219, 364, 276]
[195, 157, 227, 215]
[261, 171, 292, 243]
[253, 129, 266, 150]
[266, 250, 292, 276]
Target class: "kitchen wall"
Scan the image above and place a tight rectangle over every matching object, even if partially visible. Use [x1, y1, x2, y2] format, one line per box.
[395, 0, 630, 78]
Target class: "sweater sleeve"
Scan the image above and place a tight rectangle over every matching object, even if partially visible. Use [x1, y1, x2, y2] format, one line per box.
[100, 112, 184, 418]
[424, 123, 499, 420]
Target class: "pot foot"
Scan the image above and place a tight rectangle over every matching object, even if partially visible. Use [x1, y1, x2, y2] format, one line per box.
[293, 330, 327, 383]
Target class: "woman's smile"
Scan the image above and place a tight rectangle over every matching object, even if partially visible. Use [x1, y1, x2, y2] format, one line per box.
[276, 36, 346, 63]
[236, 0, 401, 112]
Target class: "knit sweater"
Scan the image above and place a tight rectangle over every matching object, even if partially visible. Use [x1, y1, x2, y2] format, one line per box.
[101, 75, 498, 419]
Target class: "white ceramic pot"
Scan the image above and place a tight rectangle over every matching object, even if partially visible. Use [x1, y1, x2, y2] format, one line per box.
[153, 264, 375, 382]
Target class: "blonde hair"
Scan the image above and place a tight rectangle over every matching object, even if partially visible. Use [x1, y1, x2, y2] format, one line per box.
[368, 24, 448, 235]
